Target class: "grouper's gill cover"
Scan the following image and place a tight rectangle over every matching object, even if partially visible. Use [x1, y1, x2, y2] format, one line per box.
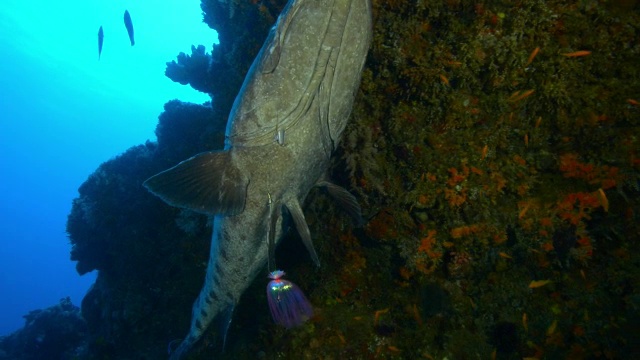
[143, 0, 372, 358]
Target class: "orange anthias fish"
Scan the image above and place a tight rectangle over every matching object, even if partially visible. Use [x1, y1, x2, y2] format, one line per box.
[98, 26, 104, 60]
[529, 279, 552, 288]
[562, 50, 591, 57]
[124, 10, 135, 46]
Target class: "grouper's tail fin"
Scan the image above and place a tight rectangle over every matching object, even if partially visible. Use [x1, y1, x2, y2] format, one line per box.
[167, 304, 235, 360]
[144, 151, 249, 216]
[168, 337, 192, 360]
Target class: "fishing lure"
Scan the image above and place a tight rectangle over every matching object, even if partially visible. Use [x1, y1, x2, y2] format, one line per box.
[266, 270, 313, 328]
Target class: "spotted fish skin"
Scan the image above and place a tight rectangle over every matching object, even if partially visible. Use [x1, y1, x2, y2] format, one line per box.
[144, 0, 371, 358]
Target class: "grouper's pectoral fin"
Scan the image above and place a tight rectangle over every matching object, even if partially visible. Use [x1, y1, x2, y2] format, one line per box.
[285, 200, 320, 267]
[317, 180, 364, 227]
[267, 195, 281, 272]
[144, 151, 248, 216]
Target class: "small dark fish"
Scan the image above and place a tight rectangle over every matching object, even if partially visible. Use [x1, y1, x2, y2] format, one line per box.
[98, 26, 104, 60]
[124, 10, 134, 46]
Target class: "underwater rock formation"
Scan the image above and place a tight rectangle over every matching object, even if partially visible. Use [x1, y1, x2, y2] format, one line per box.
[165, 45, 216, 94]
[66, 100, 226, 357]
[68, 101, 224, 275]
[0, 298, 86, 360]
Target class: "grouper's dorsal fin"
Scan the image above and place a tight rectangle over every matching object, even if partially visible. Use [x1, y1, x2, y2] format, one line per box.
[285, 199, 320, 267]
[317, 180, 364, 227]
[144, 151, 248, 216]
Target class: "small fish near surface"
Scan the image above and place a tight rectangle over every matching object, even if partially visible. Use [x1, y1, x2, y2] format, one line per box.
[98, 26, 104, 60]
[143, 0, 372, 358]
[124, 10, 134, 46]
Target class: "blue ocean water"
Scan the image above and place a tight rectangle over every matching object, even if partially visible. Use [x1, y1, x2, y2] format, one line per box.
[0, 0, 216, 336]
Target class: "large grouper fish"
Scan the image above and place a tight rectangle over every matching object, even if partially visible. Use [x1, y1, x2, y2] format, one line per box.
[144, 0, 372, 357]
